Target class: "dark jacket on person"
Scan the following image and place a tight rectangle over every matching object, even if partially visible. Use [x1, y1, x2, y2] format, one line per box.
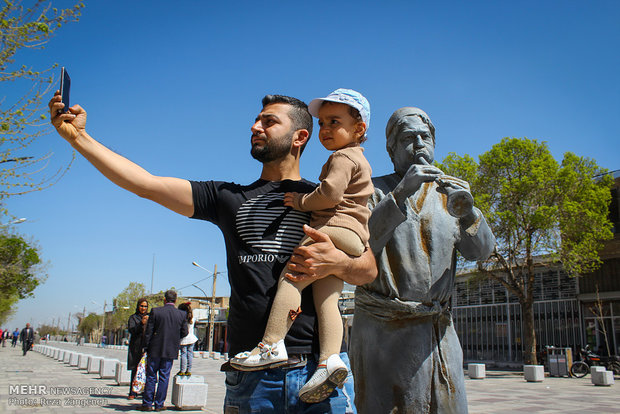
[127, 313, 147, 369]
[144, 303, 188, 359]
[19, 327, 34, 344]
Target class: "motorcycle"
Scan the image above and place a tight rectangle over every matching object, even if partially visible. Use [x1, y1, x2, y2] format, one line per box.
[570, 345, 620, 378]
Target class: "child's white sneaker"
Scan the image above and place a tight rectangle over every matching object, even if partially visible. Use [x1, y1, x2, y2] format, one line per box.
[230, 340, 288, 371]
[299, 354, 348, 403]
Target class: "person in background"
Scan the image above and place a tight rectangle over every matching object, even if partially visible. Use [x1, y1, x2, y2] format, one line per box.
[141, 290, 188, 411]
[12, 328, 19, 347]
[127, 297, 149, 400]
[177, 302, 198, 376]
[19, 323, 34, 356]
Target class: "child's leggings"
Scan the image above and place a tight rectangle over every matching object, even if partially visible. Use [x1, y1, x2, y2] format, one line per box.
[263, 225, 365, 362]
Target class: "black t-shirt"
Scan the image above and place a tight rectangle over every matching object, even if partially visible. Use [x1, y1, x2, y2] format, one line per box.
[190, 178, 319, 356]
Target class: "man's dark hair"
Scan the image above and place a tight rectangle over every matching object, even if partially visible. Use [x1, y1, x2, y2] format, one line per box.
[164, 290, 177, 303]
[262, 95, 313, 154]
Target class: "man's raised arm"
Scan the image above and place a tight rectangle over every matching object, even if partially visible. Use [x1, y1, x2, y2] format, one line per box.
[49, 93, 194, 217]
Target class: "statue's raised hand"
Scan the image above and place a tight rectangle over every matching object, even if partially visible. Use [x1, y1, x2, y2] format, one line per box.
[392, 160, 443, 207]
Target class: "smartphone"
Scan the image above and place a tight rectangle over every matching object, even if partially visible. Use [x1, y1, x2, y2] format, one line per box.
[58, 67, 71, 114]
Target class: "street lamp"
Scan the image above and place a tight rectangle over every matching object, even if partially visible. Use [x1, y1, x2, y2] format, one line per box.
[192, 261, 218, 354]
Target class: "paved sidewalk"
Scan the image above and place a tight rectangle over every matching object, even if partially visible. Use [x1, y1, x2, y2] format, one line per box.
[465, 370, 619, 413]
[1, 342, 225, 413]
[1, 342, 619, 413]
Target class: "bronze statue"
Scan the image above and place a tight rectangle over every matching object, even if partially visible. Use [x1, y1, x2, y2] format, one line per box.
[350, 107, 495, 413]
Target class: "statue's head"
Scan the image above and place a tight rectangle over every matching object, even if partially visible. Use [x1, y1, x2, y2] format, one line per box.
[385, 107, 436, 176]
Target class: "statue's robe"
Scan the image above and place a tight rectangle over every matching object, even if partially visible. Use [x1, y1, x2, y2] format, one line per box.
[350, 174, 495, 414]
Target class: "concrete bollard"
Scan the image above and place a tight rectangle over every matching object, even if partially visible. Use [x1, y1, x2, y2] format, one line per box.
[56, 349, 66, 361]
[99, 358, 119, 379]
[78, 354, 91, 370]
[523, 365, 544, 382]
[468, 363, 486, 379]
[211, 352, 220, 360]
[87, 356, 104, 374]
[115, 362, 132, 385]
[592, 370, 614, 386]
[591, 366, 606, 384]
[63, 352, 72, 364]
[69, 353, 82, 367]
[171, 375, 208, 410]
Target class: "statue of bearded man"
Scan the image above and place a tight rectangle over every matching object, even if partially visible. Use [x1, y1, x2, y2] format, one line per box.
[350, 107, 495, 414]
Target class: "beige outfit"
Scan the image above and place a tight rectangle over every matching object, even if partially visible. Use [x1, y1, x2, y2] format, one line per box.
[263, 145, 373, 362]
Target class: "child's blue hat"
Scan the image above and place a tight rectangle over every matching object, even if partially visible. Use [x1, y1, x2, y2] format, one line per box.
[308, 88, 370, 130]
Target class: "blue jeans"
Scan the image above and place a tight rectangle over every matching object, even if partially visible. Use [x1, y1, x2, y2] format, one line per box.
[180, 343, 195, 372]
[224, 352, 356, 413]
[143, 356, 173, 409]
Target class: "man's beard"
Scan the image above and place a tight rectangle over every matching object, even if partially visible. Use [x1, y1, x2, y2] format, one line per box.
[250, 131, 294, 163]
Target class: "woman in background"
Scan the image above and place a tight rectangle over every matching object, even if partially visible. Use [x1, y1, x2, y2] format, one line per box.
[177, 302, 198, 376]
[127, 297, 149, 399]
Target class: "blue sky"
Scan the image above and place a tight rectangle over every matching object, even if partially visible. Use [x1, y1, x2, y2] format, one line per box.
[4, 0, 619, 330]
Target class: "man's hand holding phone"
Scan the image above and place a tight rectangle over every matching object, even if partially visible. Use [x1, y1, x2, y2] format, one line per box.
[49, 91, 87, 143]
[49, 67, 87, 143]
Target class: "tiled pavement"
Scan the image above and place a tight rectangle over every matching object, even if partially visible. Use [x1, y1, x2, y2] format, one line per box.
[465, 370, 619, 413]
[1, 342, 225, 413]
[1, 342, 618, 413]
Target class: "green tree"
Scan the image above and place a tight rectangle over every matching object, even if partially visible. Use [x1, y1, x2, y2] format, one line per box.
[109, 282, 148, 331]
[0, 0, 83, 210]
[77, 312, 101, 343]
[439, 137, 613, 364]
[38, 323, 64, 338]
[0, 231, 44, 324]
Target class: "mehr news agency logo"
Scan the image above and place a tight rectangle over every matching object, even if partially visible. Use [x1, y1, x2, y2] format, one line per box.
[7, 384, 110, 407]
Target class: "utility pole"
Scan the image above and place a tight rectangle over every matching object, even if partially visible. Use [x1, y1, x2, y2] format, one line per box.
[67, 312, 71, 333]
[100, 300, 107, 346]
[208, 264, 218, 354]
